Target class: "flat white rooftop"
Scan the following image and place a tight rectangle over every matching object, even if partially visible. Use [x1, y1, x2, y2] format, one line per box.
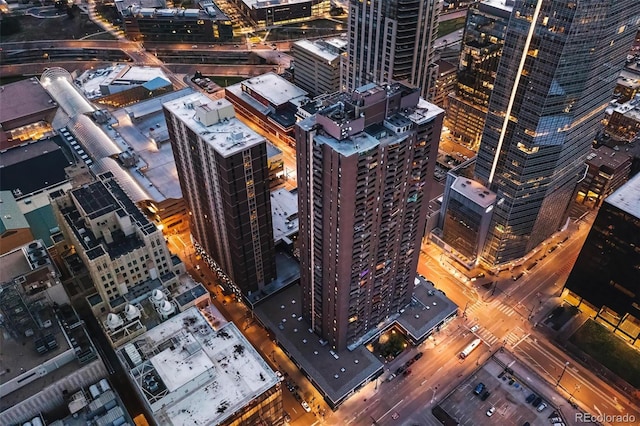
[270, 188, 298, 244]
[77, 65, 168, 99]
[451, 176, 496, 208]
[241, 72, 308, 107]
[163, 93, 266, 157]
[408, 98, 445, 125]
[293, 38, 344, 63]
[128, 307, 278, 425]
[606, 172, 640, 219]
[480, 0, 514, 12]
[120, 66, 167, 83]
[242, 0, 313, 10]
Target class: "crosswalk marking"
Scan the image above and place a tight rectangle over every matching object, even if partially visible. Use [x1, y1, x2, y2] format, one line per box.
[505, 332, 519, 346]
[466, 301, 521, 318]
[497, 304, 516, 316]
[476, 328, 499, 346]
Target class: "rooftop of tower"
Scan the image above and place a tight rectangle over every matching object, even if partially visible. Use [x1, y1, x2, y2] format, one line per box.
[606, 172, 640, 219]
[163, 93, 265, 158]
[451, 176, 496, 208]
[300, 83, 443, 156]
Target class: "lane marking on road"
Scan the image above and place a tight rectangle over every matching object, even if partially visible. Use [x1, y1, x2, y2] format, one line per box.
[378, 398, 405, 421]
[512, 333, 529, 350]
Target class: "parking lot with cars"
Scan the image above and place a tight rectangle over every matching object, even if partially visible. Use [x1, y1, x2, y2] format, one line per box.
[436, 357, 568, 426]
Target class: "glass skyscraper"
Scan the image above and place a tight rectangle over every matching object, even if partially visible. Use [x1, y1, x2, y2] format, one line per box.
[446, 0, 512, 150]
[475, 0, 640, 265]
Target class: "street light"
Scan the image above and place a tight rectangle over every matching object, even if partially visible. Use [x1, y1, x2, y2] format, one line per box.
[556, 361, 570, 387]
[528, 304, 536, 319]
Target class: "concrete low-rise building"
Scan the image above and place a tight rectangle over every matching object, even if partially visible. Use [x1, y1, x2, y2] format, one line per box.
[291, 38, 346, 97]
[117, 306, 284, 425]
[253, 276, 457, 409]
[119, 5, 233, 43]
[225, 72, 309, 147]
[0, 77, 58, 149]
[230, 0, 328, 26]
[0, 241, 105, 425]
[574, 146, 632, 209]
[0, 192, 34, 255]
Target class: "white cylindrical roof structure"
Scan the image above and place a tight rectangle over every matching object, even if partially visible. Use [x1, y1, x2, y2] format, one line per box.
[40, 67, 95, 117]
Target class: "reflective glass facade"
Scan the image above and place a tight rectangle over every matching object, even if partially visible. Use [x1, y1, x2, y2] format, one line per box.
[564, 174, 640, 344]
[475, 0, 640, 265]
[446, 0, 512, 149]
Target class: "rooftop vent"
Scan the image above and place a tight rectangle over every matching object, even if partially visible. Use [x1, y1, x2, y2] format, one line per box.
[106, 313, 124, 331]
[124, 304, 140, 321]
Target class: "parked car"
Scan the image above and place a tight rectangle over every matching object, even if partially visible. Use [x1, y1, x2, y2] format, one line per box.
[486, 407, 496, 417]
[474, 383, 486, 395]
[532, 397, 542, 407]
[481, 390, 491, 401]
[403, 369, 412, 377]
[301, 401, 311, 412]
[414, 352, 423, 361]
[387, 373, 397, 382]
[537, 402, 548, 412]
[526, 393, 537, 404]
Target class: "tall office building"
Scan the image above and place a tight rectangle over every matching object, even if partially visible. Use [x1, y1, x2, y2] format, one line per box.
[344, 0, 441, 100]
[446, 0, 512, 150]
[474, 0, 640, 265]
[296, 83, 444, 351]
[563, 173, 640, 343]
[164, 94, 276, 297]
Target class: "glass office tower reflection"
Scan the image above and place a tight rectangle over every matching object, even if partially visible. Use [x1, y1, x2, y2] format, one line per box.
[447, 0, 512, 150]
[475, 0, 640, 266]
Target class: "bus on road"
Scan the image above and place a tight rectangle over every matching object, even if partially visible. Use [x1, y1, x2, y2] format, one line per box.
[459, 338, 482, 359]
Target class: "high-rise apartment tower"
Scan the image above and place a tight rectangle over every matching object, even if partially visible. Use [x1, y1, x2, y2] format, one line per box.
[164, 94, 276, 297]
[475, 0, 640, 265]
[296, 83, 444, 351]
[344, 0, 441, 100]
